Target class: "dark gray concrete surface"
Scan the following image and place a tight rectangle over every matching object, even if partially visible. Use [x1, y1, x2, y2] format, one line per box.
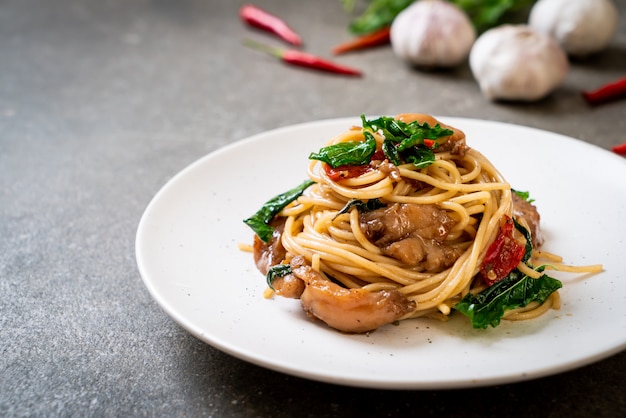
[1, 0, 625, 416]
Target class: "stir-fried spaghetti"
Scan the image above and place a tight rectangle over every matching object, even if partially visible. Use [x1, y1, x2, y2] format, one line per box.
[242, 114, 602, 332]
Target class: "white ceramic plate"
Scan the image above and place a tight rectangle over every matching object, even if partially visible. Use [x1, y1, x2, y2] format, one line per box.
[136, 117, 626, 389]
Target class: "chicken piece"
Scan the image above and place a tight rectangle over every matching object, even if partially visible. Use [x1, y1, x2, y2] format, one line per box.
[395, 113, 468, 156]
[290, 257, 416, 333]
[360, 203, 456, 245]
[272, 274, 306, 299]
[359, 203, 462, 271]
[382, 237, 426, 265]
[253, 218, 287, 275]
[253, 218, 306, 298]
[382, 236, 463, 271]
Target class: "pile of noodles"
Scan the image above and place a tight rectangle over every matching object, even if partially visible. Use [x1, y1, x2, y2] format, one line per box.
[244, 114, 602, 326]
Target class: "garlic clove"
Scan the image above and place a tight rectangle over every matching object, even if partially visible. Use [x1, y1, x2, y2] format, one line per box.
[529, 0, 619, 57]
[390, 0, 476, 68]
[469, 25, 569, 102]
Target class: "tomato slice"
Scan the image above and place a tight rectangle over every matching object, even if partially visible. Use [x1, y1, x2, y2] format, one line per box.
[481, 215, 526, 285]
[323, 163, 371, 181]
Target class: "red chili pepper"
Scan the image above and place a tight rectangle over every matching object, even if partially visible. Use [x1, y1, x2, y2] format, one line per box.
[239, 4, 302, 46]
[243, 39, 363, 77]
[582, 77, 626, 106]
[423, 139, 436, 148]
[481, 215, 526, 286]
[332, 26, 391, 55]
[612, 142, 626, 156]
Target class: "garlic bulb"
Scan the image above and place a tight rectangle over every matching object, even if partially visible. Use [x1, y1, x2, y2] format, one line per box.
[390, 0, 476, 68]
[469, 25, 569, 102]
[529, 0, 619, 57]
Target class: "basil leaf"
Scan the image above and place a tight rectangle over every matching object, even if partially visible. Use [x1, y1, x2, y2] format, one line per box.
[455, 270, 562, 329]
[310, 114, 450, 170]
[512, 188, 535, 203]
[309, 130, 376, 168]
[243, 180, 314, 242]
[336, 198, 386, 217]
[346, 0, 536, 35]
[266, 264, 292, 290]
[450, 0, 536, 33]
[402, 147, 435, 168]
[382, 138, 401, 166]
[348, 0, 413, 35]
[363, 115, 407, 139]
[362, 114, 450, 168]
[365, 115, 453, 144]
[396, 125, 451, 151]
[512, 217, 533, 263]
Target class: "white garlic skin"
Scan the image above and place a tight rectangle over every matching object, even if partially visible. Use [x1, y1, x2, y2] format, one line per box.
[390, 0, 476, 68]
[529, 0, 619, 57]
[469, 25, 569, 102]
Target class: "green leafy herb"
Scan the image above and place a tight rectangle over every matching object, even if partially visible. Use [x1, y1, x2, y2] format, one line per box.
[381, 137, 401, 165]
[266, 264, 292, 289]
[402, 146, 436, 168]
[363, 115, 451, 168]
[309, 130, 376, 168]
[363, 115, 453, 146]
[455, 270, 562, 329]
[343, 0, 536, 35]
[308, 114, 450, 170]
[512, 188, 535, 203]
[512, 217, 533, 263]
[348, 0, 413, 35]
[336, 198, 386, 217]
[455, 213, 559, 329]
[451, 0, 536, 33]
[243, 180, 314, 242]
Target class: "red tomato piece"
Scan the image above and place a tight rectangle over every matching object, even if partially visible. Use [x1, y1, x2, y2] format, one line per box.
[371, 150, 386, 160]
[481, 215, 526, 285]
[323, 163, 371, 182]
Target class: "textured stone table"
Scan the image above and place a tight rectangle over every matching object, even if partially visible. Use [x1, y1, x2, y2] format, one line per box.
[1, 0, 625, 416]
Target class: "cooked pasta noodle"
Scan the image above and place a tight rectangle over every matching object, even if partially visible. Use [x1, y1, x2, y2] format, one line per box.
[245, 114, 603, 332]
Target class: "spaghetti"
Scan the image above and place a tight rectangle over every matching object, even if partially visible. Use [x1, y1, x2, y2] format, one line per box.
[243, 114, 602, 332]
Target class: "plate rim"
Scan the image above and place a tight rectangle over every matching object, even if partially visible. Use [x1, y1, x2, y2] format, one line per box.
[136, 116, 626, 389]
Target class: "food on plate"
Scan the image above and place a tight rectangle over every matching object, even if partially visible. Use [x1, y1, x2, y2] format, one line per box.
[243, 114, 602, 332]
